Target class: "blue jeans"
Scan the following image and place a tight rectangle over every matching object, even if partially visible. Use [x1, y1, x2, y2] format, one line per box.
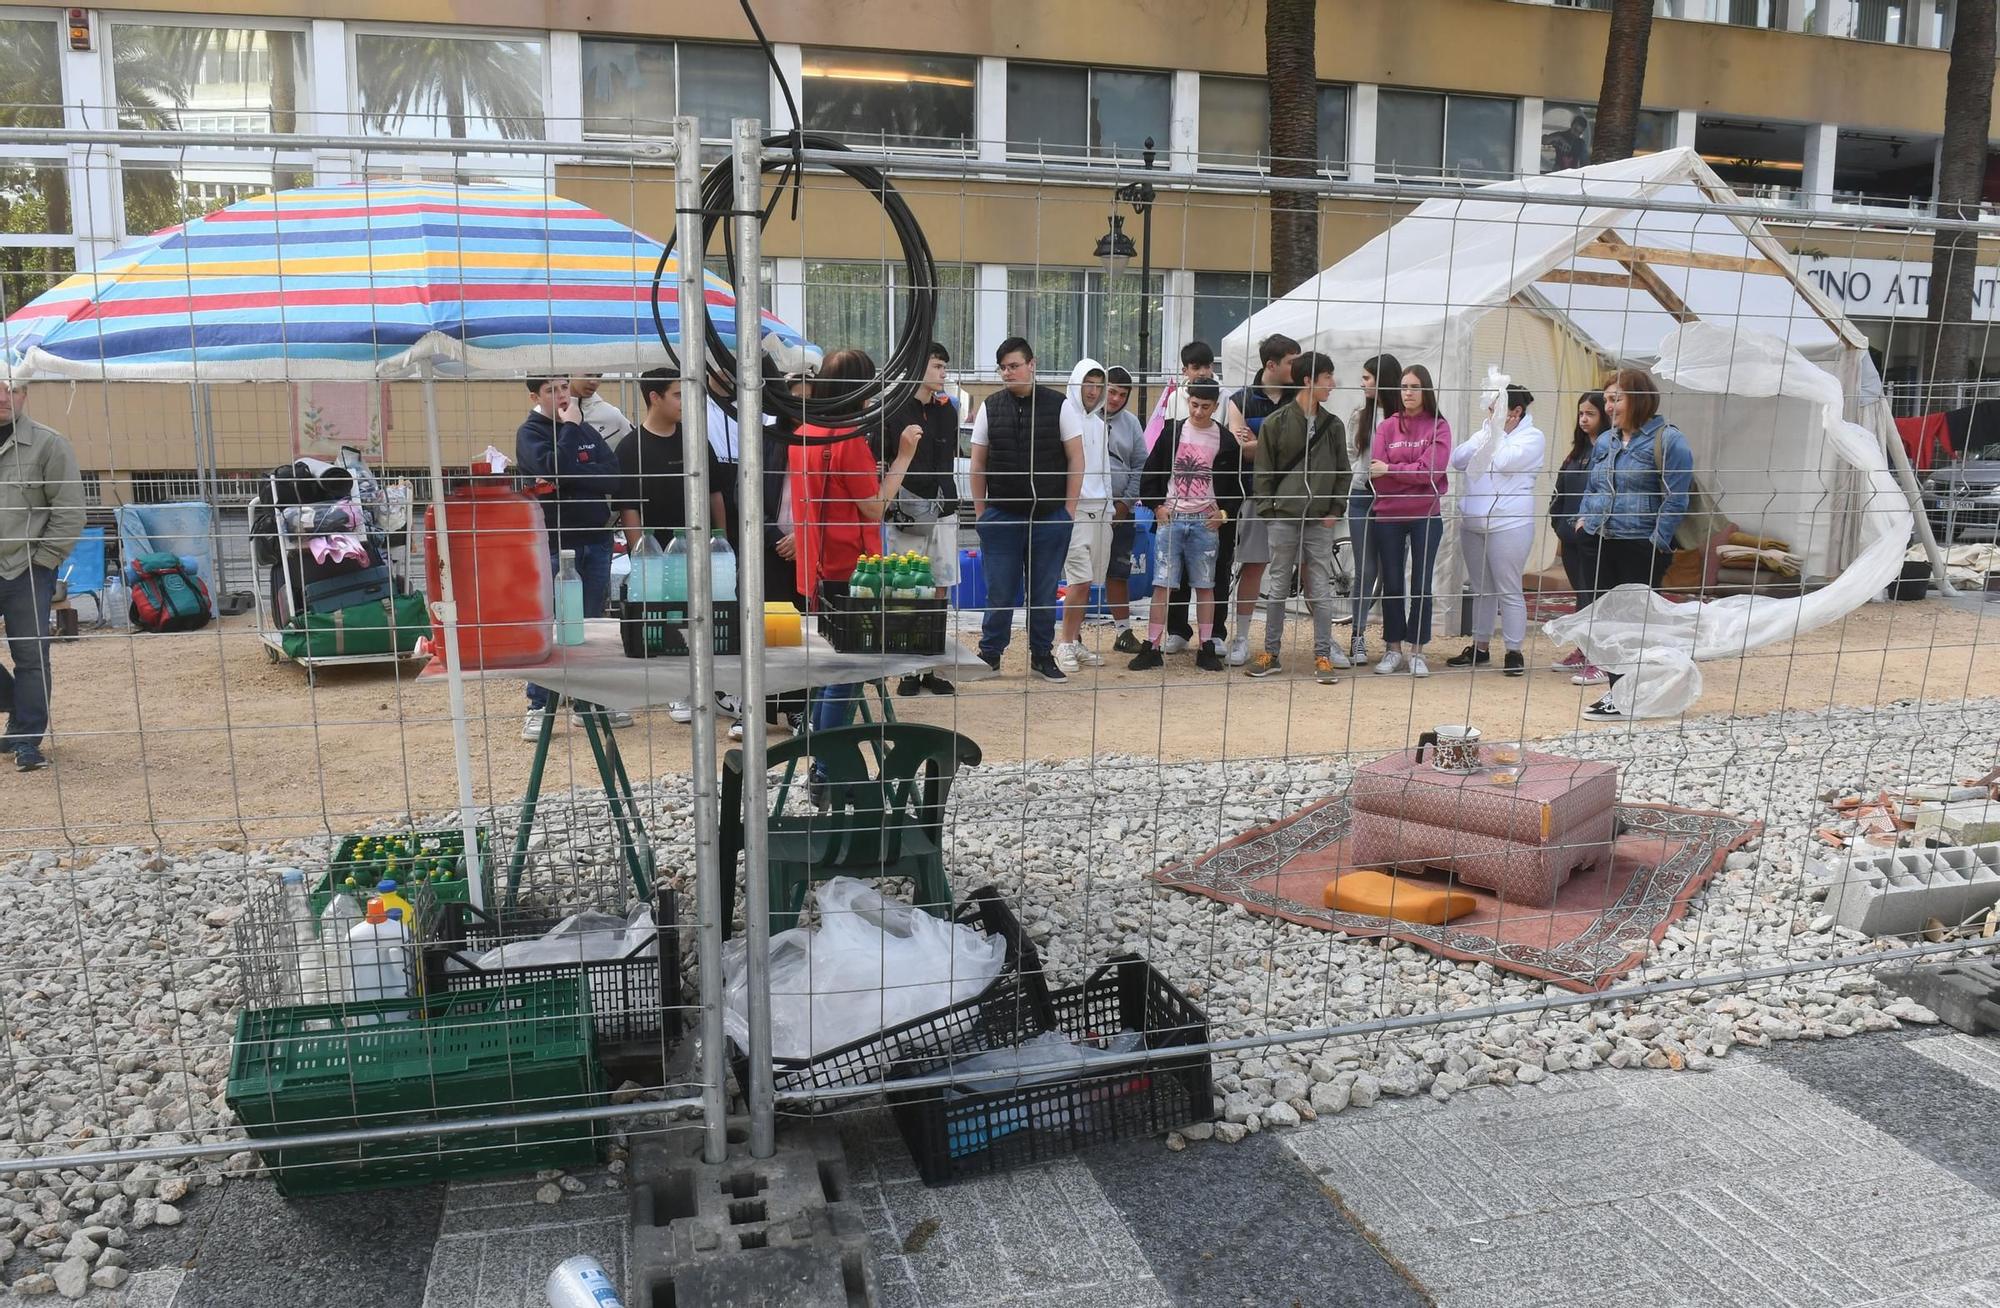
[0, 564, 56, 750]
[1371, 516, 1444, 648]
[975, 508, 1072, 660]
[1348, 488, 1381, 631]
[528, 535, 613, 710]
[1154, 516, 1219, 590]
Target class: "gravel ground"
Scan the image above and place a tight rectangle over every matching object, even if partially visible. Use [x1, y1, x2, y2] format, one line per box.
[0, 695, 1994, 1293]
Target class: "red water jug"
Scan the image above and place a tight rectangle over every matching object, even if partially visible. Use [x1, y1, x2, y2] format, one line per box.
[424, 480, 555, 669]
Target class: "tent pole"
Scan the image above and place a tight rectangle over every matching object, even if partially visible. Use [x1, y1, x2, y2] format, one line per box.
[421, 365, 489, 908]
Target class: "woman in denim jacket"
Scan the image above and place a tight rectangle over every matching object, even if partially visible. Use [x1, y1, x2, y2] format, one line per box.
[1572, 366, 1693, 721]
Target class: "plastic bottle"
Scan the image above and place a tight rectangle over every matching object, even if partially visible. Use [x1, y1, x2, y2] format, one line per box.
[554, 548, 586, 646]
[546, 1255, 626, 1308]
[709, 530, 737, 601]
[629, 531, 666, 603]
[277, 869, 323, 1003]
[662, 531, 690, 603]
[915, 556, 936, 600]
[103, 574, 130, 629]
[425, 477, 555, 669]
[374, 878, 416, 931]
[348, 901, 413, 1023]
[318, 891, 362, 1005]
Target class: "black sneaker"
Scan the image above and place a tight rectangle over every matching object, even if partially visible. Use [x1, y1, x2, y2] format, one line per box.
[783, 711, 805, 735]
[896, 674, 923, 697]
[1445, 645, 1489, 668]
[1113, 628, 1143, 655]
[1127, 641, 1164, 671]
[977, 650, 1002, 672]
[1581, 698, 1624, 722]
[14, 746, 48, 772]
[1030, 653, 1067, 683]
[920, 672, 956, 695]
[1503, 650, 1525, 677]
[1195, 642, 1226, 672]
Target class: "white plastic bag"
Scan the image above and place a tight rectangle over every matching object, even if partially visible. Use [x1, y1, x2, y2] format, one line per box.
[474, 904, 653, 970]
[722, 877, 1007, 1060]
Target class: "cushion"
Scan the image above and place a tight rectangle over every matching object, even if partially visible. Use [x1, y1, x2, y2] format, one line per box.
[1323, 870, 1478, 925]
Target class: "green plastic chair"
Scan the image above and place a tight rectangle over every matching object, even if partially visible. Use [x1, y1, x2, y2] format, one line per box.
[720, 722, 982, 940]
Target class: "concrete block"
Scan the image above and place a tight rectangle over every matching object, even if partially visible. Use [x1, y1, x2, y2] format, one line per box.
[1914, 801, 2000, 846]
[627, 1125, 873, 1306]
[1815, 842, 2000, 938]
[1884, 963, 2000, 1036]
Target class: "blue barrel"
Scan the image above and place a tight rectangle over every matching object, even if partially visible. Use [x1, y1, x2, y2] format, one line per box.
[1127, 506, 1157, 595]
[953, 547, 985, 612]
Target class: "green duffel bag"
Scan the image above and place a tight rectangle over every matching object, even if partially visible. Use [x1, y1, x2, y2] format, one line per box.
[281, 591, 430, 659]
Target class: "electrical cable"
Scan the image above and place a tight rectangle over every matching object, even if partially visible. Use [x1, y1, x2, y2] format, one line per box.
[647, 0, 939, 444]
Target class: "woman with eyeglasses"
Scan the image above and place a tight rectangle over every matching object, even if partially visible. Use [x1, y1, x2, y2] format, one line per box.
[1366, 365, 1451, 678]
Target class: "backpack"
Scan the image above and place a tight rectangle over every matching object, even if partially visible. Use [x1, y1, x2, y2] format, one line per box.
[128, 552, 213, 632]
[1652, 425, 1730, 550]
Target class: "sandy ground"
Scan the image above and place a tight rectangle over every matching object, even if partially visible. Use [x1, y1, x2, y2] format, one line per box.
[12, 593, 2000, 853]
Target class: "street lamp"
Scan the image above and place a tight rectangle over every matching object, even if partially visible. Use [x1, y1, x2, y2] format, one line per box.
[1094, 137, 1157, 407]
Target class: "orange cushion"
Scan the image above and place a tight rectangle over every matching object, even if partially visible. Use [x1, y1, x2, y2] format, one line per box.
[1323, 870, 1478, 925]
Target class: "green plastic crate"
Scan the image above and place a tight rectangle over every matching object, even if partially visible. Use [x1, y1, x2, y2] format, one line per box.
[225, 977, 603, 1196]
[310, 826, 493, 921]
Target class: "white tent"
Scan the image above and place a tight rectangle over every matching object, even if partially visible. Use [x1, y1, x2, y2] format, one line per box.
[1218, 149, 1942, 715]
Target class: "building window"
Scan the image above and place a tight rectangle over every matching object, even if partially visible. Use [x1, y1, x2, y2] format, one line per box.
[1197, 77, 1351, 173]
[354, 32, 545, 141]
[1695, 117, 1807, 201]
[110, 23, 306, 133]
[122, 162, 312, 235]
[1006, 64, 1171, 161]
[581, 38, 768, 138]
[1191, 273, 1272, 355]
[1005, 268, 1164, 373]
[1376, 89, 1517, 181]
[0, 19, 72, 307]
[799, 49, 976, 150]
[1724, 0, 1781, 26]
[1853, 0, 1914, 41]
[1834, 130, 1937, 207]
[802, 261, 976, 366]
[1540, 103, 1677, 171]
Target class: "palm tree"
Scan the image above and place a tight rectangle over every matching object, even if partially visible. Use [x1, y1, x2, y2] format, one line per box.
[1590, 0, 1656, 163]
[354, 35, 544, 141]
[1266, 0, 1319, 296]
[1924, 0, 1997, 404]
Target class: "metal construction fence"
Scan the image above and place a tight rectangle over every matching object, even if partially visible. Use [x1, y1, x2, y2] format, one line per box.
[0, 119, 1992, 1223]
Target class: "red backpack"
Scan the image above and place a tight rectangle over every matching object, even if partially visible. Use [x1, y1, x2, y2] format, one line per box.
[128, 552, 213, 632]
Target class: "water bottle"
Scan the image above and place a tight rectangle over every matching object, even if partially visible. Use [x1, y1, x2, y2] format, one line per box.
[554, 548, 586, 646]
[662, 532, 690, 603]
[276, 869, 323, 1003]
[629, 532, 666, 603]
[318, 892, 362, 1004]
[545, 1255, 625, 1308]
[103, 574, 129, 629]
[709, 530, 737, 601]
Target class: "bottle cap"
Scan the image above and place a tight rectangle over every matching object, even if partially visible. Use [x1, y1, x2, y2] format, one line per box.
[279, 868, 303, 885]
[364, 899, 387, 923]
[560, 548, 576, 564]
[387, 908, 405, 922]
[378, 879, 398, 894]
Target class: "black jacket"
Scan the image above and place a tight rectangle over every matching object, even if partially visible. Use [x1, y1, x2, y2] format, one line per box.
[1140, 418, 1247, 515]
[515, 410, 623, 538]
[1551, 448, 1593, 542]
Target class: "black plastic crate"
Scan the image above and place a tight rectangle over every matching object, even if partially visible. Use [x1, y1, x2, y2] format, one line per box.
[733, 885, 1053, 1114]
[816, 591, 947, 656]
[618, 599, 743, 657]
[886, 955, 1213, 1185]
[423, 888, 682, 1059]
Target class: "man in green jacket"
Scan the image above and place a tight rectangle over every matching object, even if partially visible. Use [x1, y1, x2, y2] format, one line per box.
[1246, 352, 1350, 684]
[0, 383, 82, 771]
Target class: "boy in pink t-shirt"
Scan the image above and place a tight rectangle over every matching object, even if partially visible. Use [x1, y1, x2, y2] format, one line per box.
[1130, 382, 1230, 671]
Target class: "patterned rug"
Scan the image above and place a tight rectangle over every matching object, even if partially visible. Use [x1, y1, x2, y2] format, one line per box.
[1154, 795, 1760, 992]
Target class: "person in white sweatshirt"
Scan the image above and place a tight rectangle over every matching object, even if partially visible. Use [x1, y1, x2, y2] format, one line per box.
[1055, 358, 1112, 672]
[1446, 383, 1546, 677]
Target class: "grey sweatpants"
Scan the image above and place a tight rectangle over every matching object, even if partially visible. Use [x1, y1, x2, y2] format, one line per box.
[1262, 518, 1338, 658]
[1461, 521, 1535, 650]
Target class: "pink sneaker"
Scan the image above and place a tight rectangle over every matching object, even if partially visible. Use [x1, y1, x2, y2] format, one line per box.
[1571, 664, 1608, 686]
[1551, 648, 1587, 672]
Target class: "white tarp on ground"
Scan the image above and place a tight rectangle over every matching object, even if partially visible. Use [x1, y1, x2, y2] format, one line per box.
[1218, 147, 1917, 717]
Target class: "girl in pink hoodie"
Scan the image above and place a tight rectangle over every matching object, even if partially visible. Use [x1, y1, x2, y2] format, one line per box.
[1366, 365, 1451, 677]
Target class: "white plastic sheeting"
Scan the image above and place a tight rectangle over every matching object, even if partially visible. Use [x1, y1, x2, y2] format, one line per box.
[1544, 324, 1910, 718]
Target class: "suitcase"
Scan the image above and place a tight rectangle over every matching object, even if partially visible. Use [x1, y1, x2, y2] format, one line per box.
[1348, 749, 1619, 907]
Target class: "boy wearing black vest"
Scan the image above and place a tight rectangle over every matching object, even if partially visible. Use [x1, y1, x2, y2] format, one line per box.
[968, 337, 1084, 682]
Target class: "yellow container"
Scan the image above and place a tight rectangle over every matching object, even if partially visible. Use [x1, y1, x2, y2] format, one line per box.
[764, 602, 803, 647]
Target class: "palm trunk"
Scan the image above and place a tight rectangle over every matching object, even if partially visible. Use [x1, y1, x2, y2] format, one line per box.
[1925, 0, 1998, 403]
[1265, 0, 1318, 296]
[1590, 0, 1656, 163]
[269, 33, 299, 136]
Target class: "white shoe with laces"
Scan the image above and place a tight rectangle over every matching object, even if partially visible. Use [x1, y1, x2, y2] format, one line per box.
[1408, 654, 1430, 678]
[667, 701, 693, 724]
[1226, 635, 1250, 667]
[521, 708, 552, 741]
[1054, 642, 1082, 674]
[1077, 642, 1106, 667]
[1162, 634, 1189, 654]
[1373, 651, 1404, 676]
[1323, 644, 1352, 670]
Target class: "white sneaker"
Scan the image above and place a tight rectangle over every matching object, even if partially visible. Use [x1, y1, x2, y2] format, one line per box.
[728, 719, 745, 741]
[1078, 643, 1107, 667]
[1226, 635, 1250, 667]
[1162, 634, 1189, 654]
[1408, 654, 1431, 678]
[717, 693, 744, 720]
[1373, 652, 1405, 676]
[521, 707, 552, 741]
[572, 707, 634, 729]
[1054, 642, 1082, 674]
[668, 701, 693, 724]
[1323, 644, 1352, 670]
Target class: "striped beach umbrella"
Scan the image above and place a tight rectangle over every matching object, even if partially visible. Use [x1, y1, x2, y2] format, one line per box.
[1, 180, 814, 380]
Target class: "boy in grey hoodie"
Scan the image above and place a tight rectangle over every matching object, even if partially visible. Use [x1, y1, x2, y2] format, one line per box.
[1101, 366, 1148, 652]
